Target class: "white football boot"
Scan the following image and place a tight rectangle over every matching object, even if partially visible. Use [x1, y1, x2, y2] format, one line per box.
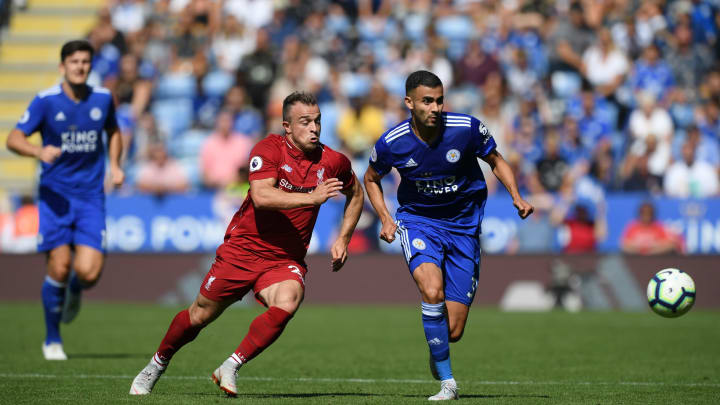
[129, 359, 166, 395]
[428, 380, 458, 401]
[42, 342, 67, 360]
[61, 288, 81, 324]
[211, 359, 241, 397]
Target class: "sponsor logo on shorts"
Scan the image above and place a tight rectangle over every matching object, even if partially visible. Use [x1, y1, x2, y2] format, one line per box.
[412, 238, 426, 250]
[204, 275, 216, 291]
[288, 265, 305, 285]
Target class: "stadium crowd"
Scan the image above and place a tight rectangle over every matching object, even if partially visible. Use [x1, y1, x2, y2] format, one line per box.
[2, 0, 720, 253]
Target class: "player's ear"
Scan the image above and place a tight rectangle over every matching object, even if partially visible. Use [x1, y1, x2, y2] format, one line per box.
[404, 95, 413, 111]
[282, 119, 291, 135]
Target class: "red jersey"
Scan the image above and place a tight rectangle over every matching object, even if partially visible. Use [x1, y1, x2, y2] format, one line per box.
[621, 221, 682, 254]
[216, 134, 355, 264]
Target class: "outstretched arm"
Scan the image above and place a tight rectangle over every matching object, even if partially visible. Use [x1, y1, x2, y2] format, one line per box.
[481, 149, 534, 219]
[363, 165, 397, 243]
[330, 176, 365, 272]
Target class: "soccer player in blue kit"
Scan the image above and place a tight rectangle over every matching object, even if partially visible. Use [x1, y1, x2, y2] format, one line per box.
[364, 71, 534, 400]
[6, 40, 124, 360]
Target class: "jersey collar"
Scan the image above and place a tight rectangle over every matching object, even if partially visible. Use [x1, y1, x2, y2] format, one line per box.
[284, 136, 322, 160]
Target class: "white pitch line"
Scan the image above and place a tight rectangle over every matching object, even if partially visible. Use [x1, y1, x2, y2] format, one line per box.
[0, 373, 718, 388]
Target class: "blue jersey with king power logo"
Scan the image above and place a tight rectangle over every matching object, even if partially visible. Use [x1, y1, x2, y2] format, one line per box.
[369, 112, 497, 234]
[15, 84, 118, 195]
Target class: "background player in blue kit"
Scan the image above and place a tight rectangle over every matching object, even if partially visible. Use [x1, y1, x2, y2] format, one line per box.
[364, 71, 534, 400]
[6, 40, 124, 360]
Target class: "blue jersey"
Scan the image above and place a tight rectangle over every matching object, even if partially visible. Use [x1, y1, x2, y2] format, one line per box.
[370, 112, 497, 233]
[15, 84, 117, 195]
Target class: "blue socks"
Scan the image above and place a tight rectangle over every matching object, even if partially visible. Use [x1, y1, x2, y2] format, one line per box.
[422, 302, 453, 380]
[42, 276, 65, 344]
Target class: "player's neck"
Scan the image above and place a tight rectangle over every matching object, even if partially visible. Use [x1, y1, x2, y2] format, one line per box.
[61, 81, 89, 103]
[410, 117, 440, 145]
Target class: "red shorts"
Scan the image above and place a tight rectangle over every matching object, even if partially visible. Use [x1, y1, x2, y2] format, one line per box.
[199, 255, 307, 305]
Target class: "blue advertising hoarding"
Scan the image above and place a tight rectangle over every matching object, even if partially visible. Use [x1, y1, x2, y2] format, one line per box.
[103, 193, 720, 254]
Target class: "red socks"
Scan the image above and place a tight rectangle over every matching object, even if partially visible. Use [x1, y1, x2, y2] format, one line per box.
[234, 306, 293, 363]
[155, 309, 203, 363]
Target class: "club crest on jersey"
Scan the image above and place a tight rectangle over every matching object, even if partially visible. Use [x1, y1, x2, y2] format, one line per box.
[281, 164, 293, 173]
[90, 107, 102, 121]
[412, 238, 426, 250]
[316, 167, 325, 184]
[249, 156, 263, 172]
[370, 146, 377, 162]
[446, 149, 460, 163]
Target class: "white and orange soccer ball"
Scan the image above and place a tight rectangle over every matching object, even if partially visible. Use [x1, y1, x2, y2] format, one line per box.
[647, 268, 696, 318]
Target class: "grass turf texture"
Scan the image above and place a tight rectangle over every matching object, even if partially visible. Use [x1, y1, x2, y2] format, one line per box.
[0, 303, 718, 404]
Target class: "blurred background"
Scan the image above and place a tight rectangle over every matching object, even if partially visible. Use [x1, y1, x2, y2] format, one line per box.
[0, 0, 718, 309]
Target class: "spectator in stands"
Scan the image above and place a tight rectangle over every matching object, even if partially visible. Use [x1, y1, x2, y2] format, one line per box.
[581, 27, 630, 100]
[456, 40, 501, 88]
[666, 23, 714, 96]
[533, 128, 570, 194]
[621, 201, 683, 255]
[136, 142, 189, 195]
[222, 85, 264, 138]
[547, 1, 594, 76]
[336, 87, 385, 156]
[200, 110, 254, 189]
[620, 134, 664, 194]
[664, 140, 719, 198]
[627, 90, 673, 179]
[671, 124, 720, 167]
[237, 28, 277, 112]
[628, 43, 675, 103]
[110, 54, 153, 119]
[212, 15, 255, 73]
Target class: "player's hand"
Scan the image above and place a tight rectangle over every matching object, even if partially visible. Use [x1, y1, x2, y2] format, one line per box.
[110, 165, 125, 188]
[379, 220, 398, 243]
[330, 238, 348, 272]
[514, 197, 534, 219]
[311, 178, 343, 205]
[36, 145, 61, 164]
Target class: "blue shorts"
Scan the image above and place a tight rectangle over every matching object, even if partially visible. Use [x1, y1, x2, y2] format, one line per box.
[37, 185, 106, 253]
[396, 219, 480, 306]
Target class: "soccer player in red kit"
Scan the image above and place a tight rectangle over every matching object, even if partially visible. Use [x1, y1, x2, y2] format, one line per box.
[130, 92, 364, 396]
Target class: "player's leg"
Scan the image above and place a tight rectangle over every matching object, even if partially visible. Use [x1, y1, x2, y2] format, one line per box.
[63, 194, 106, 323]
[445, 301, 470, 343]
[399, 222, 458, 400]
[130, 293, 235, 395]
[37, 186, 73, 359]
[41, 245, 72, 360]
[443, 231, 481, 343]
[62, 245, 103, 323]
[213, 263, 305, 397]
[131, 257, 244, 395]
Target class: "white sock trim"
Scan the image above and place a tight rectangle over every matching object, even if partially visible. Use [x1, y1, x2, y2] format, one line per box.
[152, 353, 168, 368]
[421, 302, 446, 317]
[44, 275, 66, 288]
[230, 353, 243, 365]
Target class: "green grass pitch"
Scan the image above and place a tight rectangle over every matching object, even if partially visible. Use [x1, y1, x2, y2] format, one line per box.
[0, 302, 718, 404]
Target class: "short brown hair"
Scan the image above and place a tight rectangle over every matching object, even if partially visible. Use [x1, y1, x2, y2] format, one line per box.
[282, 91, 318, 122]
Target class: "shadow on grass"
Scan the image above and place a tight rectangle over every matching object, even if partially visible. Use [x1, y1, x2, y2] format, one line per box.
[176, 392, 551, 400]
[69, 353, 149, 359]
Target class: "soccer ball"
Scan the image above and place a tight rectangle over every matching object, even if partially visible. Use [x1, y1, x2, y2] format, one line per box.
[646, 268, 696, 318]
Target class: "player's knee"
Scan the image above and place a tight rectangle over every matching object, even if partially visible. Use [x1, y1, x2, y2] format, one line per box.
[423, 287, 445, 304]
[188, 306, 214, 327]
[47, 259, 71, 281]
[73, 263, 103, 284]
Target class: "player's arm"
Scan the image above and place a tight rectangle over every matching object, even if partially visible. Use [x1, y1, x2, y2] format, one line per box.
[481, 149, 534, 219]
[363, 165, 397, 243]
[6, 128, 61, 164]
[107, 127, 124, 188]
[330, 175, 364, 272]
[250, 177, 344, 210]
